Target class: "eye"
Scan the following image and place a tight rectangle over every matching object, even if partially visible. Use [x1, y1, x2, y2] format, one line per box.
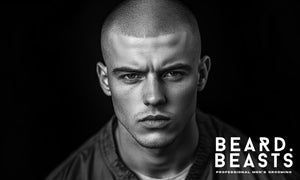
[119, 73, 144, 83]
[163, 71, 185, 80]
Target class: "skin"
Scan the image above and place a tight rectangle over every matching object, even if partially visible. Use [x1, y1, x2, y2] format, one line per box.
[97, 29, 210, 178]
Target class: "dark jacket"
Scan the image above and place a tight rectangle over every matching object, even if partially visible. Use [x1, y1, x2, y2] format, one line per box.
[46, 110, 300, 180]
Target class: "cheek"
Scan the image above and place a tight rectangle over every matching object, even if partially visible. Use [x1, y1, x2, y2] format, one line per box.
[110, 80, 140, 120]
[167, 76, 198, 110]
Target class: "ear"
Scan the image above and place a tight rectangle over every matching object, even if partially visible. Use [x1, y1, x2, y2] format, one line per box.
[197, 55, 211, 92]
[96, 62, 111, 96]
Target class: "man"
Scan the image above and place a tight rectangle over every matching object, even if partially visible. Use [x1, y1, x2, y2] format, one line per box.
[46, 0, 299, 179]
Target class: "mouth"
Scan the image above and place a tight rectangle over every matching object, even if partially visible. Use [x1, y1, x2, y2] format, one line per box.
[139, 115, 171, 129]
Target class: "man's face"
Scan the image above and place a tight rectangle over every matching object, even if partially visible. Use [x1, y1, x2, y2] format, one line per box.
[102, 30, 201, 148]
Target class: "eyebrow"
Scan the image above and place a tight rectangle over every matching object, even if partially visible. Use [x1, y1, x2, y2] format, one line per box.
[160, 63, 192, 73]
[112, 63, 193, 75]
[112, 67, 146, 74]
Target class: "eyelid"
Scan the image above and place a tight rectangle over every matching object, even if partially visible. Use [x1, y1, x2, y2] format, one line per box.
[162, 69, 187, 75]
[119, 72, 144, 77]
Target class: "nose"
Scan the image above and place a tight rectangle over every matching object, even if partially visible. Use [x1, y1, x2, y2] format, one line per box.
[143, 75, 166, 106]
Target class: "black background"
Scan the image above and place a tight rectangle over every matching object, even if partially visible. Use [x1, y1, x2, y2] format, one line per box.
[3, 0, 300, 179]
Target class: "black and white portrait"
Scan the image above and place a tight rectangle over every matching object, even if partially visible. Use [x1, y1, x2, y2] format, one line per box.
[4, 0, 300, 179]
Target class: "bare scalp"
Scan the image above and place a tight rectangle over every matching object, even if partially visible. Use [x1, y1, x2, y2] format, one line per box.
[100, 0, 201, 63]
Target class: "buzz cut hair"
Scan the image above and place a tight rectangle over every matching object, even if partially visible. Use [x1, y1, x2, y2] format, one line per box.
[100, 0, 201, 63]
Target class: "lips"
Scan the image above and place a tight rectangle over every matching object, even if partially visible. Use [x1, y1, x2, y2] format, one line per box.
[139, 115, 171, 129]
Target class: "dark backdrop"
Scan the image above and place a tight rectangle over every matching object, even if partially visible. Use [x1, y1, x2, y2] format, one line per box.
[3, 0, 300, 179]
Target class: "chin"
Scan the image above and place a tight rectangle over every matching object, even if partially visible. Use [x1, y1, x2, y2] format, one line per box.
[135, 133, 177, 149]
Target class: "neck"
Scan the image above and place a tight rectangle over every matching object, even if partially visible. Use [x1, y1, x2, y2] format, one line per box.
[115, 114, 199, 178]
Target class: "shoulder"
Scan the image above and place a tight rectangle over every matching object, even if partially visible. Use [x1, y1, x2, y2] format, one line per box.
[45, 121, 113, 180]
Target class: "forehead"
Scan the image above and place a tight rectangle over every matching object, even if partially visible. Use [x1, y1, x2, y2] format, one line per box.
[110, 31, 188, 49]
[107, 30, 195, 65]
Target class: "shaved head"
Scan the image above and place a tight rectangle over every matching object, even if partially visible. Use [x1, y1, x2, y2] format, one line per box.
[101, 0, 201, 63]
